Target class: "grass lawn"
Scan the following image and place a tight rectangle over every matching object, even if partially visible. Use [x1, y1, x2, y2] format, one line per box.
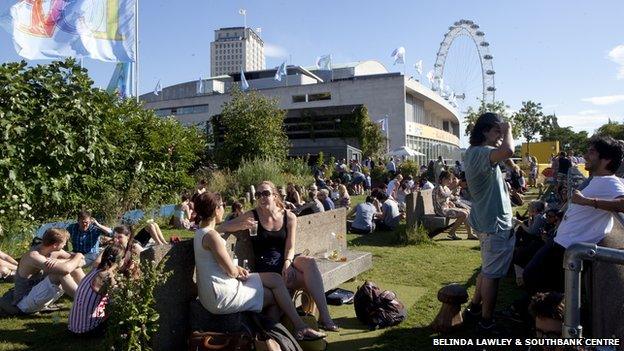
[0, 191, 535, 350]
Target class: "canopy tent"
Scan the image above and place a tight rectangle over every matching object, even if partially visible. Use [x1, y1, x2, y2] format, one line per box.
[387, 146, 425, 157]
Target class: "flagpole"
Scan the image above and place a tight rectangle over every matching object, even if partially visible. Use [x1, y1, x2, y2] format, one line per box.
[134, 0, 139, 102]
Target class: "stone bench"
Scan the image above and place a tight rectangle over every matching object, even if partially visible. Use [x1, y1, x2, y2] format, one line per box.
[142, 207, 372, 350]
[405, 190, 455, 234]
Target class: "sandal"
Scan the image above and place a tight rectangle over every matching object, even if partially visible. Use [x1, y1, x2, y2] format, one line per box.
[318, 322, 340, 332]
[295, 328, 326, 341]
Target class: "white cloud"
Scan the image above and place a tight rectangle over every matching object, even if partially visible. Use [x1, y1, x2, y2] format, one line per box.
[608, 44, 624, 79]
[264, 43, 288, 58]
[578, 109, 601, 115]
[581, 95, 624, 106]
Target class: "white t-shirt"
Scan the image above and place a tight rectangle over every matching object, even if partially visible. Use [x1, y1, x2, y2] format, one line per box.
[386, 179, 398, 197]
[555, 175, 624, 248]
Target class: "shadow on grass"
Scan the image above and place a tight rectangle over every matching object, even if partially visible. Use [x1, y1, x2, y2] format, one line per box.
[0, 319, 104, 351]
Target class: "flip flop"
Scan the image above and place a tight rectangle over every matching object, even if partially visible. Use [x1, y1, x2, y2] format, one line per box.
[295, 328, 326, 341]
[318, 322, 340, 332]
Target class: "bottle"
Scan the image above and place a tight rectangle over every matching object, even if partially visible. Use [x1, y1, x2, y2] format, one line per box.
[231, 244, 238, 266]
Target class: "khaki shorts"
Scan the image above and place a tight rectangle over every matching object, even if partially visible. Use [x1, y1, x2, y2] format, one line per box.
[17, 276, 64, 314]
[476, 229, 515, 279]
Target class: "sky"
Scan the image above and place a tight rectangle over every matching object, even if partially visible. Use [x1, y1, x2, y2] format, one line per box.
[0, 0, 623, 145]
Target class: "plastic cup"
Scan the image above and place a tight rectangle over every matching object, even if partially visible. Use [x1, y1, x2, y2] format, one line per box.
[249, 221, 258, 237]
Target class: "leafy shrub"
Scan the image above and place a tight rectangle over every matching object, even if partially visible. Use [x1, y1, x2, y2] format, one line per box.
[234, 157, 286, 193]
[282, 157, 312, 178]
[106, 258, 172, 351]
[0, 59, 204, 233]
[397, 224, 433, 246]
[398, 160, 420, 178]
[370, 165, 389, 184]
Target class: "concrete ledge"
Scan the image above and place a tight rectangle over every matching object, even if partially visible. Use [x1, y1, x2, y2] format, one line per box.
[316, 251, 372, 291]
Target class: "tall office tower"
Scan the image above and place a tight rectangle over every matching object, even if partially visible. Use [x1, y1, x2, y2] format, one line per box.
[210, 27, 265, 77]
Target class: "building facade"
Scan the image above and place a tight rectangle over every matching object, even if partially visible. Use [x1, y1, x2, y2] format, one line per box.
[210, 27, 265, 77]
[142, 60, 461, 165]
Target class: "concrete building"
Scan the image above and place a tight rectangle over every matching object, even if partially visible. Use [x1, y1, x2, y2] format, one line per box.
[210, 27, 265, 77]
[141, 60, 461, 165]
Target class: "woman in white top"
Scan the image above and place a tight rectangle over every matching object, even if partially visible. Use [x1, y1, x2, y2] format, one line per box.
[193, 192, 326, 341]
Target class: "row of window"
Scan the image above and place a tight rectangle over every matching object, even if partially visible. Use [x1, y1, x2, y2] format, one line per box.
[406, 135, 461, 165]
[155, 104, 209, 117]
[291, 92, 332, 103]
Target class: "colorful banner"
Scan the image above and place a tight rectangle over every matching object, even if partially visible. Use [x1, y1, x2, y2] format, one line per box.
[0, 0, 136, 62]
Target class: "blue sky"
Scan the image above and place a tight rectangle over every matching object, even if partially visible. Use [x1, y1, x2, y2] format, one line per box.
[1, 0, 623, 143]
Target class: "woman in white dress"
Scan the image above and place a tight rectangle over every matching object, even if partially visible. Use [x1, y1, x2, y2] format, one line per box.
[193, 192, 326, 341]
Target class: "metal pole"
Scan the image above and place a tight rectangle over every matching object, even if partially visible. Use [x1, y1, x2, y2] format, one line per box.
[134, 0, 139, 102]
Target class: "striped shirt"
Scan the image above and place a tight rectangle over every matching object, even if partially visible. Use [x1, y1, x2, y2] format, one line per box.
[67, 223, 111, 254]
[68, 269, 109, 334]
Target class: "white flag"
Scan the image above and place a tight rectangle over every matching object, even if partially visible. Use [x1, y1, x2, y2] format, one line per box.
[315, 54, 332, 70]
[376, 118, 388, 132]
[196, 77, 204, 95]
[154, 80, 162, 96]
[391, 47, 405, 65]
[0, 0, 136, 62]
[238, 9, 246, 15]
[240, 69, 249, 91]
[274, 61, 287, 81]
[426, 70, 435, 84]
[414, 60, 423, 75]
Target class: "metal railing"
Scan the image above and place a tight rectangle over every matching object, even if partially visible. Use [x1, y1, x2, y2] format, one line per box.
[563, 212, 624, 338]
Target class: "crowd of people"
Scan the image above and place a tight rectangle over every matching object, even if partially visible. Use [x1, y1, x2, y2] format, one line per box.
[1, 111, 623, 346]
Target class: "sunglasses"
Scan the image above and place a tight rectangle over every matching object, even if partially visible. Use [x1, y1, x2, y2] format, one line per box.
[255, 190, 272, 199]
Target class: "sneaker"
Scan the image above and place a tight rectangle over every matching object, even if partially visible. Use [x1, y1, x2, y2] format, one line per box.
[463, 305, 481, 323]
[476, 319, 507, 336]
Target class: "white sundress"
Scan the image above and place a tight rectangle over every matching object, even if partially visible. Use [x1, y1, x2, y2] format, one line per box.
[194, 227, 264, 314]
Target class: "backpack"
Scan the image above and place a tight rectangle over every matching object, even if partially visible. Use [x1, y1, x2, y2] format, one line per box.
[354, 281, 407, 330]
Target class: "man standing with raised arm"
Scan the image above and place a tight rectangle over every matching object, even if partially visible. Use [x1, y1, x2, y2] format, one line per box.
[463, 112, 514, 334]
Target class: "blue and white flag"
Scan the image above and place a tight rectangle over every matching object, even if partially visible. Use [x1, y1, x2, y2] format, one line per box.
[240, 69, 249, 91]
[106, 62, 131, 98]
[391, 47, 405, 65]
[154, 80, 162, 96]
[414, 60, 423, 75]
[196, 77, 204, 95]
[0, 0, 136, 62]
[315, 54, 332, 71]
[274, 61, 287, 81]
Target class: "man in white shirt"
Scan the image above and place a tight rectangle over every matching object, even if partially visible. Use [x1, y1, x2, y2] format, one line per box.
[523, 135, 624, 293]
[386, 158, 397, 176]
[385, 174, 403, 199]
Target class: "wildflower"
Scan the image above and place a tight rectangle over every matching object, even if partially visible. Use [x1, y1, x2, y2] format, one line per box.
[11, 195, 18, 200]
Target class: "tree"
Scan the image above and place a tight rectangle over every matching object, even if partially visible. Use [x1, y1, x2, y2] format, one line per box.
[541, 126, 589, 154]
[0, 59, 204, 230]
[463, 100, 518, 137]
[513, 101, 544, 155]
[596, 120, 624, 140]
[214, 87, 288, 169]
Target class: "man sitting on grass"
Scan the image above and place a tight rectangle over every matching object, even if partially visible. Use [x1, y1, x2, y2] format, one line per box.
[13, 228, 85, 314]
[372, 190, 401, 231]
[66, 210, 113, 267]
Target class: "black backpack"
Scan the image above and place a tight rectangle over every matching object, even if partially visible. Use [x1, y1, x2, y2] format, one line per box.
[354, 281, 407, 330]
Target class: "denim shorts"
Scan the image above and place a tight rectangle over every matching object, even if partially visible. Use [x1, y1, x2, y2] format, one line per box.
[476, 229, 515, 279]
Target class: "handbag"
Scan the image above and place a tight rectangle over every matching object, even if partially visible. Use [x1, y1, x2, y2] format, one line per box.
[188, 331, 252, 351]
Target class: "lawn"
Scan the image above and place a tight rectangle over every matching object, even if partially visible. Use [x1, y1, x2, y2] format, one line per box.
[0, 191, 535, 350]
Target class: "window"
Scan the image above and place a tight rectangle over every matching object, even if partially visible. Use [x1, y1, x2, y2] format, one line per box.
[308, 92, 331, 101]
[292, 95, 306, 103]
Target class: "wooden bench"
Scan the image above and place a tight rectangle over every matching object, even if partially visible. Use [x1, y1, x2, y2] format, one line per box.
[405, 190, 455, 234]
[142, 207, 372, 351]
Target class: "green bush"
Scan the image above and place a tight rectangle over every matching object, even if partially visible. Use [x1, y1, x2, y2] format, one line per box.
[370, 165, 389, 184]
[0, 59, 204, 234]
[106, 258, 171, 351]
[282, 157, 312, 178]
[398, 160, 420, 178]
[397, 224, 433, 246]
